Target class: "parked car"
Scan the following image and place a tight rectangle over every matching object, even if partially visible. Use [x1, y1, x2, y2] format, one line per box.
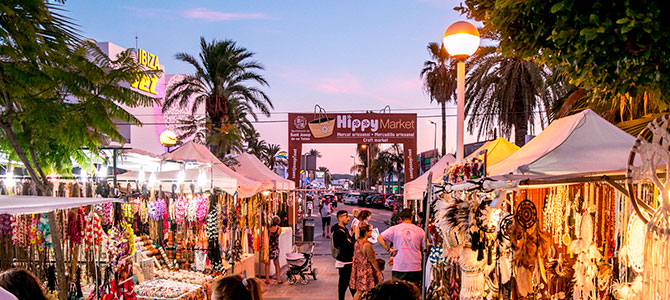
[364, 193, 381, 207]
[343, 193, 359, 205]
[373, 194, 389, 208]
[357, 192, 371, 206]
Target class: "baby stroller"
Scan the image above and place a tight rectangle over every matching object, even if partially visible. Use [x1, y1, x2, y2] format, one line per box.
[285, 243, 318, 285]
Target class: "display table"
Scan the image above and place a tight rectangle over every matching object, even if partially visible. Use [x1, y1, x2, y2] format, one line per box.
[225, 253, 256, 278]
[256, 227, 293, 277]
[135, 278, 205, 300]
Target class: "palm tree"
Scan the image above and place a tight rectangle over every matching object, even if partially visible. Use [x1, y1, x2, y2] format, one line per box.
[263, 144, 286, 170]
[306, 149, 322, 158]
[421, 42, 458, 156]
[352, 144, 380, 190]
[246, 131, 268, 159]
[374, 144, 404, 194]
[464, 46, 564, 146]
[163, 37, 273, 153]
[317, 166, 332, 186]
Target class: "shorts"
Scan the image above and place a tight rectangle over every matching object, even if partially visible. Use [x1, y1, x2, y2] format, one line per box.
[321, 216, 331, 227]
[392, 271, 422, 287]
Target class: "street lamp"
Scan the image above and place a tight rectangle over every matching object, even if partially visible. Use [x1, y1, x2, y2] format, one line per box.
[443, 21, 480, 161]
[360, 144, 370, 190]
[428, 120, 437, 155]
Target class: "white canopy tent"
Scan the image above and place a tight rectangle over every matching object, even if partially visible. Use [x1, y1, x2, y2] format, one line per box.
[234, 153, 295, 191]
[116, 167, 238, 196]
[162, 141, 263, 198]
[0, 195, 123, 215]
[487, 109, 635, 177]
[404, 154, 456, 200]
[444, 109, 636, 192]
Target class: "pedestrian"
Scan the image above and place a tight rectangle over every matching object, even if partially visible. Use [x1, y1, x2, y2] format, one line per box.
[362, 279, 421, 300]
[0, 268, 48, 300]
[379, 209, 425, 288]
[331, 210, 356, 300]
[351, 209, 370, 239]
[320, 198, 333, 238]
[264, 215, 283, 284]
[212, 275, 263, 300]
[350, 224, 383, 300]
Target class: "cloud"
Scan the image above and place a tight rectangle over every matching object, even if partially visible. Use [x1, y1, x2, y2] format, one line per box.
[182, 8, 267, 21]
[277, 68, 412, 105]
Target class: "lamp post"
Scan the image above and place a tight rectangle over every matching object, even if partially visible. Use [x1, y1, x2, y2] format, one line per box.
[428, 120, 437, 155]
[361, 144, 369, 190]
[443, 21, 480, 161]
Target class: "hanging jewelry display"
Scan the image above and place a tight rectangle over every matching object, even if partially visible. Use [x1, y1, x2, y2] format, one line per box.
[625, 114, 670, 299]
[543, 186, 569, 244]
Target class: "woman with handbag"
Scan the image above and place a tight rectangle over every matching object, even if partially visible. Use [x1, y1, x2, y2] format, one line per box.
[349, 224, 382, 300]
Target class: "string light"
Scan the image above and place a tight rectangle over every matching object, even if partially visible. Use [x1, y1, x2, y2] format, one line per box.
[138, 168, 146, 184]
[80, 169, 88, 183]
[4, 168, 15, 189]
[98, 164, 108, 178]
[197, 170, 207, 187]
[177, 169, 185, 185]
[148, 172, 157, 188]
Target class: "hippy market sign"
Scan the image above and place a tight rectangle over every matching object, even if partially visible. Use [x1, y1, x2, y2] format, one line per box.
[288, 106, 418, 184]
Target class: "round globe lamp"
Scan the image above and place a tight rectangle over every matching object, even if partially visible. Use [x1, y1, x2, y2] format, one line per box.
[442, 21, 480, 161]
[442, 21, 480, 59]
[159, 130, 178, 151]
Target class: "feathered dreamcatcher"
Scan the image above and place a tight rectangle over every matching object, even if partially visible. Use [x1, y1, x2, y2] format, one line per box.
[435, 192, 498, 300]
[626, 114, 670, 299]
[569, 214, 600, 300]
[509, 199, 551, 298]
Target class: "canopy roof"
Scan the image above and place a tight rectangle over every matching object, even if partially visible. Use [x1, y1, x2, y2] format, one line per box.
[487, 109, 635, 177]
[117, 167, 238, 195]
[234, 153, 295, 190]
[404, 154, 456, 200]
[0, 196, 122, 215]
[465, 137, 520, 167]
[162, 141, 262, 198]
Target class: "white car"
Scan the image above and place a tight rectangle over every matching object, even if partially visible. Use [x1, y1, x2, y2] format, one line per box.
[343, 193, 360, 205]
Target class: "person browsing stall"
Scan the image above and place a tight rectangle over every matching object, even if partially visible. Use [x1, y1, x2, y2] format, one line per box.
[380, 209, 425, 287]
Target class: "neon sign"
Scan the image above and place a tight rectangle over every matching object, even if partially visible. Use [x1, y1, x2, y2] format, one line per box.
[131, 48, 161, 95]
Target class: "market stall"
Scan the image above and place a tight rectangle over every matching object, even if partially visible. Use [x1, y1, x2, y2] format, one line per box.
[232, 153, 296, 278]
[162, 141, 263, 198]
[424, 109, 648, 300]
[404, 154, 456, 203]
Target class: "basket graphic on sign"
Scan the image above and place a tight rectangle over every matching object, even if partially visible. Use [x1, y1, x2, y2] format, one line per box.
[308, 105, 335, 138]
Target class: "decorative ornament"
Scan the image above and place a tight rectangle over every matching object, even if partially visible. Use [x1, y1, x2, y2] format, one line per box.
[625, 114, 670, 298]
[569, 214, 600, 300]
[625, 213, 646, 273]
[515, 199, 537, 229]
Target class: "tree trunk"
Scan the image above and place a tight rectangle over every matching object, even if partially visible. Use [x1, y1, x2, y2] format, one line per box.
[440, 101, 446, 156]
[513, 110, 529, 147]
[0, 123, 69, 300]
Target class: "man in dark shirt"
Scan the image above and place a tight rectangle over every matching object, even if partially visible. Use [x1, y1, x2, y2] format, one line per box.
[332, 210, 355, 300]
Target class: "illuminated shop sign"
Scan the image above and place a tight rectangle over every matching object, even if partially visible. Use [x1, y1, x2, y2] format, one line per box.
[131, 48, 161, 95]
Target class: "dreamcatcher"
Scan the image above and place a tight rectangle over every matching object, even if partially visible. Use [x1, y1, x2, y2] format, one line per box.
[625, 114, 670, 298]
[569, 214, 600, 300]
[510, 199, 551, 298]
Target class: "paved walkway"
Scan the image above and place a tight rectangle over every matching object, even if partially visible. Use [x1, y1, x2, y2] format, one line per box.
[262, 205, 393, 300]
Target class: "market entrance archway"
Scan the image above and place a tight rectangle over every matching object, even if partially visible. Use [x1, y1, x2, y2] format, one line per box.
[288, 111, 418, 187]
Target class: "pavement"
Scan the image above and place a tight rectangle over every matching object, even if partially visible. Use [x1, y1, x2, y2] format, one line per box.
[262, 204, 394, 300]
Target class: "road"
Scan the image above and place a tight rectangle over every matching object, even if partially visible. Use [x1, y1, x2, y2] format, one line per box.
[263, 203, 395, 300]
